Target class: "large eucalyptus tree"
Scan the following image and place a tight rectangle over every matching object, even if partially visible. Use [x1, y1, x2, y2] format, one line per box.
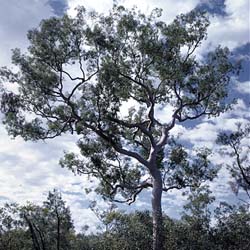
[0, 5, 237, 249]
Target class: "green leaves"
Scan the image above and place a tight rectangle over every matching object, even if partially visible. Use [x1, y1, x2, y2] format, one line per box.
[164, 145, 218, 190]
[0, 191, 75, 250]
[0, 4, 236, 146]
[216, 123, 250, 196]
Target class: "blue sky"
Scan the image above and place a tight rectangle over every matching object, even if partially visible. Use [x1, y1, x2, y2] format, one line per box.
[0, 0, 249, 232]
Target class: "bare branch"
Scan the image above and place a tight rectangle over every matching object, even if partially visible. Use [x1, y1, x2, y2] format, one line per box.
[107, 116, 156, 147]
[230, 142, 250, 187]
[111, 180, 152, 205]
[61, 69, 84, 81]
[119, 72, 151, 94]
[67, 70, 98, 100]
[81, 122, 150, 167]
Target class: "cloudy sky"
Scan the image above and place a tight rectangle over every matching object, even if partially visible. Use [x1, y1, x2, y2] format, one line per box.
[0, 0, 249, 232]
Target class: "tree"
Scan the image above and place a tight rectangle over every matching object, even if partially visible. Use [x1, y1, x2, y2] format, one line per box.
[0, 191, 76, 250]
[0, 203, 31, 250]
[0, 5, 237, 249]
[180, 186, 215, 250]
[216, 123, 250, 198]
[20, 190, 75, 250]
[81, 210, 153, 250]
[214, 202, 250, 250]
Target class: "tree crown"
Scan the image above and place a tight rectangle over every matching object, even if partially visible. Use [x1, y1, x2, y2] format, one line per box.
[0, 5, 237, 202]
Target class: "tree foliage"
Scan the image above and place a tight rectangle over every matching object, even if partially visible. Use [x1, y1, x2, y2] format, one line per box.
[0, 190, 75, 250]
[214, 202, 250, 250]
[0, 5, 236, 202]
[0, 4, 239, 249]
[217, 123, 250, 198]
[0, 203, 29, 250]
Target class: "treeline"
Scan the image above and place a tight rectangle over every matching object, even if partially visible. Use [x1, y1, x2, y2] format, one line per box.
[1, 188, 249, 250]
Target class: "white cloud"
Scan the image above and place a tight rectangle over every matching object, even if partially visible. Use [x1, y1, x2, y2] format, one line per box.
[198, 0, 249, 52]
[181, 122, 218, 147]
[177, 99, 249, 148]
[120, 0, 199, 22]
[67, 0, 113, 16]
[206, 99, 249, 125]
[0, 124, 101, 230]
[155, 104, 175, 124]
[235, 80, 250, 94]
[0, 0, 53, 66]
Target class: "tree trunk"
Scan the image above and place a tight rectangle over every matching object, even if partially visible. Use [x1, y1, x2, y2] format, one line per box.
[23, 215, 41, 250]
[151, 167, 164, 250]
[55, 208, 60, 250]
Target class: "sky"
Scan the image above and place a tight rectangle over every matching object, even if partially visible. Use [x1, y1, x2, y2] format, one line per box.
[0, 0, 249, 232]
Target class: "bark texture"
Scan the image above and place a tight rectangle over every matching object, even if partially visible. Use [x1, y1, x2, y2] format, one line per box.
[151, 167, 164, 250]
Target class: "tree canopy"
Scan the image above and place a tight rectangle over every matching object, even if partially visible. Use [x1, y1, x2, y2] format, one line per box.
[217, 123, 250, 198]
[0, 5, 239, 250]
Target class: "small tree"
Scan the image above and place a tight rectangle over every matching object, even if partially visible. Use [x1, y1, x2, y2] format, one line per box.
[102, 210, 153, 250]
[0, 191, 75, 250]
[217, 123, 250, 198]
[214, 202, 250, 250]
[181, 186, 215, 250]
[20, 190, 75, 250]
[0, 203, 30, 250]
[0, 5, 237, 249]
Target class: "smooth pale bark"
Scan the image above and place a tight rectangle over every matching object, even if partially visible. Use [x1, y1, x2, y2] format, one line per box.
[151, 167, 164, 250]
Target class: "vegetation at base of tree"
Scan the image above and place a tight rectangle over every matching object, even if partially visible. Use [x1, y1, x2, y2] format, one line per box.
[0, 190, 75, 250]
[0, 189, 249, 250]
[216, 123, 250, 197]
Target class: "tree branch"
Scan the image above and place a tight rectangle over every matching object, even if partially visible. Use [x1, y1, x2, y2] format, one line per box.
[82, 122, 150, 167]
[231, 143, 250, 187]
[107, 116, 156, 147]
